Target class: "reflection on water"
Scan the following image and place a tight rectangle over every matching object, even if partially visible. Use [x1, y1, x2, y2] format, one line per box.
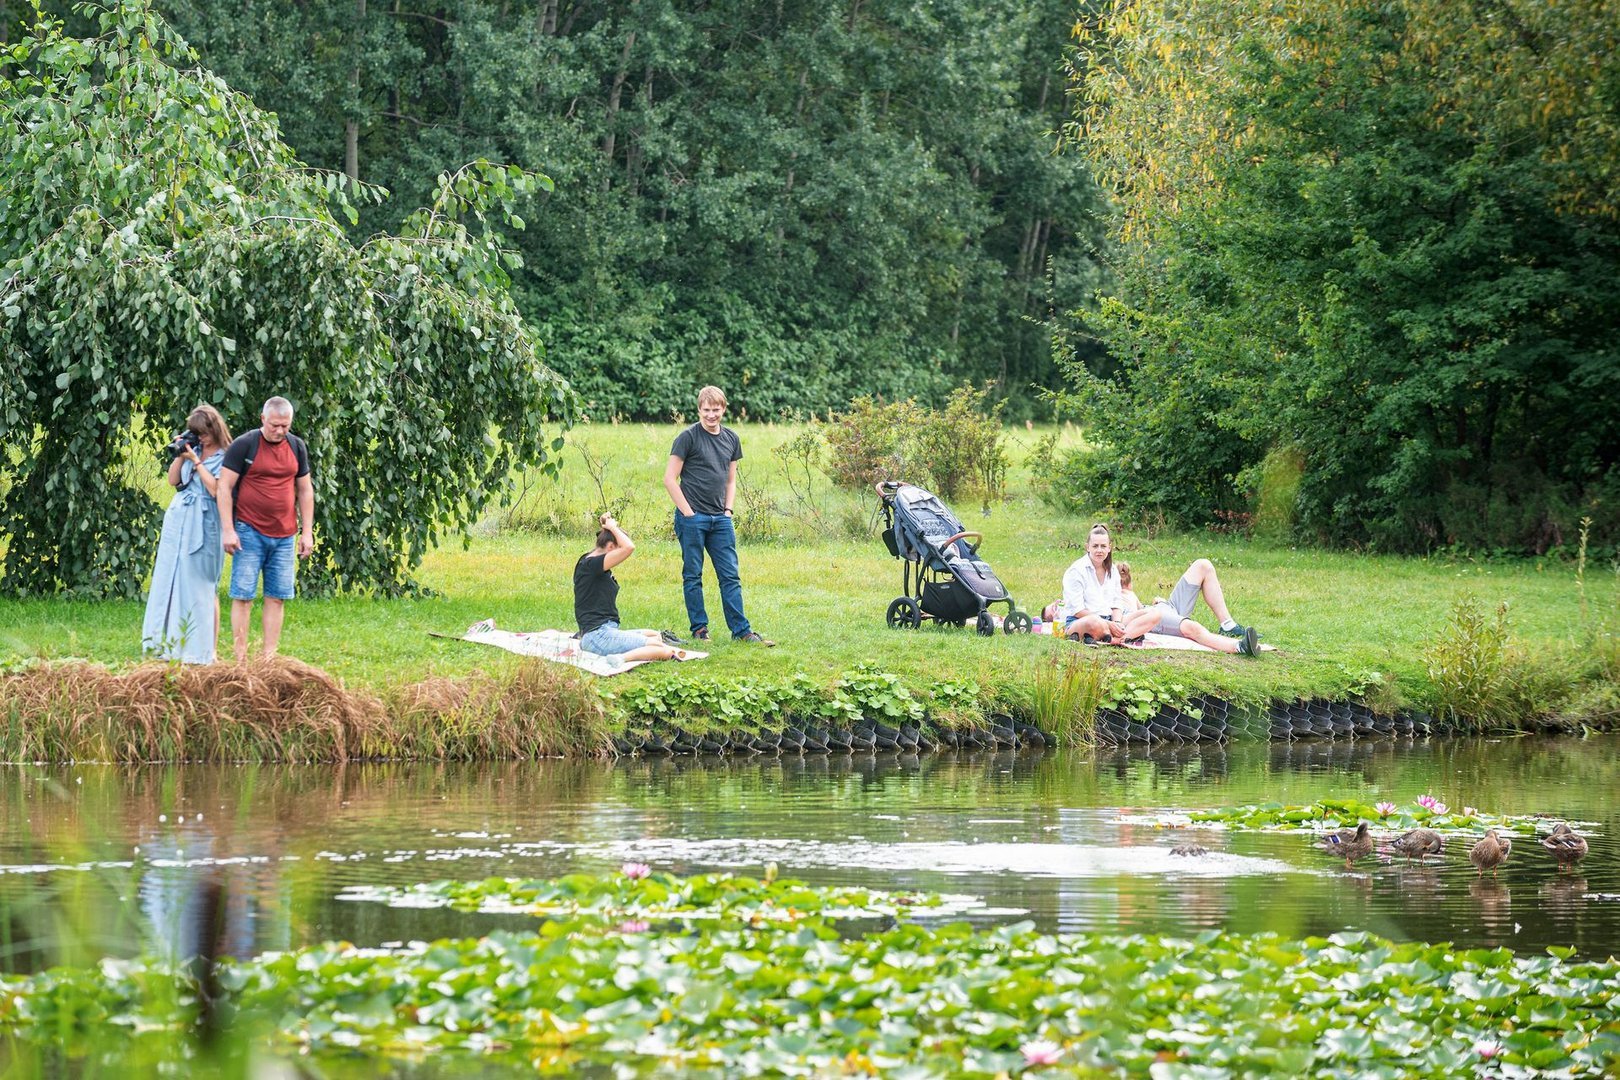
[1, 735, 1617, 971]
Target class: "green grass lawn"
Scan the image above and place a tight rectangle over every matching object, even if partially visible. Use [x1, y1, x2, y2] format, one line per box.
[1, 420, 1612, 711]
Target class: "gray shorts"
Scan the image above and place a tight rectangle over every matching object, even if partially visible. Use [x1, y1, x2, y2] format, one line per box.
[1149, 573, 1201, 638]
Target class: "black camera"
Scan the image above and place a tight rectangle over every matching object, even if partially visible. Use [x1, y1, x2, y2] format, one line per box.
[165, 429, 202, 458]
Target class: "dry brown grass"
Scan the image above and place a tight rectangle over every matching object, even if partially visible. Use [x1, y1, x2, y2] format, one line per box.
[1, 657, 613, 763]
[384, 660, 613, 761]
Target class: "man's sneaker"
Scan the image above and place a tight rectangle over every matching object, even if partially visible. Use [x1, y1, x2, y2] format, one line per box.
[660, 630, 686, 646]
[1237, 626, 1260, 657]
[737, 631, 776, 647]
[1219, 623, 1263, 640]
[692, 627, 711, 641]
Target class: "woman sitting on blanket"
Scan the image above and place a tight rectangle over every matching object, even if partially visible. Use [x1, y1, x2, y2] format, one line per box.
[1048, 525, 1263, 657]
[575, 514, 686, 664]
[1050, 523, 1127, 643]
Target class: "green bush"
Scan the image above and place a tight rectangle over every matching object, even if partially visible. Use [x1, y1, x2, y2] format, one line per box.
[823, 396, 925, 491]
[913, 383, 1009, 504]
[824, 384, 1008, 504]
[1423, 597, 1513, 730]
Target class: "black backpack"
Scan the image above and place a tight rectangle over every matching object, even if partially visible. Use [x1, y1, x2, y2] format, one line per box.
[231, 429, 310, 478]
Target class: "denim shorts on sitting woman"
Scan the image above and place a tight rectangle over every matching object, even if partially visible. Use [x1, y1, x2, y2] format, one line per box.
[229, 521, 296, 601]
[579, 621, 648, 664]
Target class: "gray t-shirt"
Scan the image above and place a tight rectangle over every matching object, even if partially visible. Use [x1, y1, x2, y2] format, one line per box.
[670, 423, 742, 514]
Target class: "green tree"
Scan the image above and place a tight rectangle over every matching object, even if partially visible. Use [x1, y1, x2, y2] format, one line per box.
[0, 1, 572, 598]
[1063, 0, 1620, 551]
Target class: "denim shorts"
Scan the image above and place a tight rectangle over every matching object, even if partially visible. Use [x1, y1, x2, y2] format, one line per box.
[579, 621, 648, 663]
[229, 521, 296, 601]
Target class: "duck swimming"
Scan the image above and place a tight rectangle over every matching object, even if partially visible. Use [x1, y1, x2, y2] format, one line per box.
[1387, 828, 1444, 862]
[1322, 821, 1374, 868]
[1469, 829, 1512, 877]
[1541, 823, 1588, 872]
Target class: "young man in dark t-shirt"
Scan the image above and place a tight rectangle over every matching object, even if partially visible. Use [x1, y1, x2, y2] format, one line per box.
[574, 515, 685, 663]
[215, 396, 315, 663]
[662, 386, 775, 646]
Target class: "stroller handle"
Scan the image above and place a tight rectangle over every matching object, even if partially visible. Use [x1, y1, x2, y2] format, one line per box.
[874, 480, 906, 498]
[942, 530, 982, 554]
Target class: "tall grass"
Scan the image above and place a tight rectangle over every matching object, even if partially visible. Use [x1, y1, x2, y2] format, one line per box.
[0, 658, 613, 763]
[1014, 649, 1107, 745]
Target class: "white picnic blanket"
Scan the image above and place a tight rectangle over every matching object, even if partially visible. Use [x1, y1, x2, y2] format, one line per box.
[456, 621, 707, 676]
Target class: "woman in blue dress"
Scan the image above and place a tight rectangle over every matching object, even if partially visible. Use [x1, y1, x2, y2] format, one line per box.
[141, 405, 232, 663]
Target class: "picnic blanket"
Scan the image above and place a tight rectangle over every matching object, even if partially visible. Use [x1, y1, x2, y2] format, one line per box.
[444, 620, 708, 676]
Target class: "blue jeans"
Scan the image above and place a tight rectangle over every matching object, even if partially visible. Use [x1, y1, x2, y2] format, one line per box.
[229, 521, 296, 600]
[674, 512, 749, 637]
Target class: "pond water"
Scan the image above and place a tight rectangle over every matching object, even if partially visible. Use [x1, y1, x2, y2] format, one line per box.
[3, 735, 1618, 974]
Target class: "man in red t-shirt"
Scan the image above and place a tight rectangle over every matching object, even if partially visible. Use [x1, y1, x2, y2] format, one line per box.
[216, 396, 316, 663]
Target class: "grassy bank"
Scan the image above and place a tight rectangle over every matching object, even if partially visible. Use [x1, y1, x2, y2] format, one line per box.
[2, 422, 1615, 731]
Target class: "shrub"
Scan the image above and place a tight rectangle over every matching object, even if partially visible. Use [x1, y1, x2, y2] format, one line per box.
[1423, 596, 1511, 730]
[913, 382, 1009, 504]
[823, 397, 924, 491]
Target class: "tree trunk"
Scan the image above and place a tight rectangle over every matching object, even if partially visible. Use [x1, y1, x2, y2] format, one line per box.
[601, 28, 636, 190]
[346, 0, 366, 184]
[539, 0, 558, 35]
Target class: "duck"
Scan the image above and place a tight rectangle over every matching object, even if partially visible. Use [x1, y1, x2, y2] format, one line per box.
[1541, 823, 1588, 872]
[1321, 821, 1374, 868]
[1387, 828, 1445, 862]
[1469, 829, 1512, 877]
[1170, 843, 1209, 857]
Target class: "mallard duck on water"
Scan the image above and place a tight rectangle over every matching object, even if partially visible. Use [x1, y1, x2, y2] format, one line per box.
[1469, 829, 1512, 877]
[1541, 823, 1588, 872]
[1386, 828, 1444, 862]
[1321, 821, 1374, 868]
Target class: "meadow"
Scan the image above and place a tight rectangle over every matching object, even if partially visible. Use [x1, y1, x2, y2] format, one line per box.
[1, 420, 1612, 723]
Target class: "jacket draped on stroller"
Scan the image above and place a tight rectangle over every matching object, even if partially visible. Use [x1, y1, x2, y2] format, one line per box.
[876, 481, 1031, 635]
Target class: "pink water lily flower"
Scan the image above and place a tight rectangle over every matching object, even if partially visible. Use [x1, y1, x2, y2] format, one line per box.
[1021, 1039, 1063, 1066]
[1375, 801, 1396, 817]
[621, 862, 651, 880]
[1415, 795, 1448, 814]
[1463, 806, 1479, 817]
[618, 919, 650, 934]
[1475, 1040, 1501, 1060]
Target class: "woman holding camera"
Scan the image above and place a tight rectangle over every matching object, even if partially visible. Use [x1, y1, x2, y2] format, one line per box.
[141, 404, 232, 663]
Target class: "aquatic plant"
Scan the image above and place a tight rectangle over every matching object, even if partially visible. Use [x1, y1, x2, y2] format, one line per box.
[1171, 800, 1584, 835]
[4, 874, 1619, 1076]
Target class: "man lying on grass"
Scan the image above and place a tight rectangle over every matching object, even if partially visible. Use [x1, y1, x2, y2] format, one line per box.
[1117, 557, 1262, 657]
[575, 515, 689, 665]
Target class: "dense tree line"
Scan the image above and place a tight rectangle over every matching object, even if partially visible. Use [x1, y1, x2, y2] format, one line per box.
[29, 0, 1106, 420]
[1064, 0, 1620, 553]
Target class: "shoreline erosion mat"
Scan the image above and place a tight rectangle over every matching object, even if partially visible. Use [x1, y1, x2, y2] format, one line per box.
[3, 872, 1618, 1075]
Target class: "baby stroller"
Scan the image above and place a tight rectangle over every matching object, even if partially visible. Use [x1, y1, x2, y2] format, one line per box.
[876, 481, 1032, 635]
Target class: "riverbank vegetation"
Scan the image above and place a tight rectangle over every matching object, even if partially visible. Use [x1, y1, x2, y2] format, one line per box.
[4, 871, 1618, 1075]
[2, 421, 1616, 760]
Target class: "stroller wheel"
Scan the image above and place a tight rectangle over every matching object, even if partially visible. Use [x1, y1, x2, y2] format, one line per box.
[975, 612, 995, 636]
[886, 597, 921, 629]
[1004, 610, 1032, 635]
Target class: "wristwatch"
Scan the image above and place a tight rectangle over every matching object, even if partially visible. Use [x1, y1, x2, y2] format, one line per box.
[723, 508, 734, 516]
